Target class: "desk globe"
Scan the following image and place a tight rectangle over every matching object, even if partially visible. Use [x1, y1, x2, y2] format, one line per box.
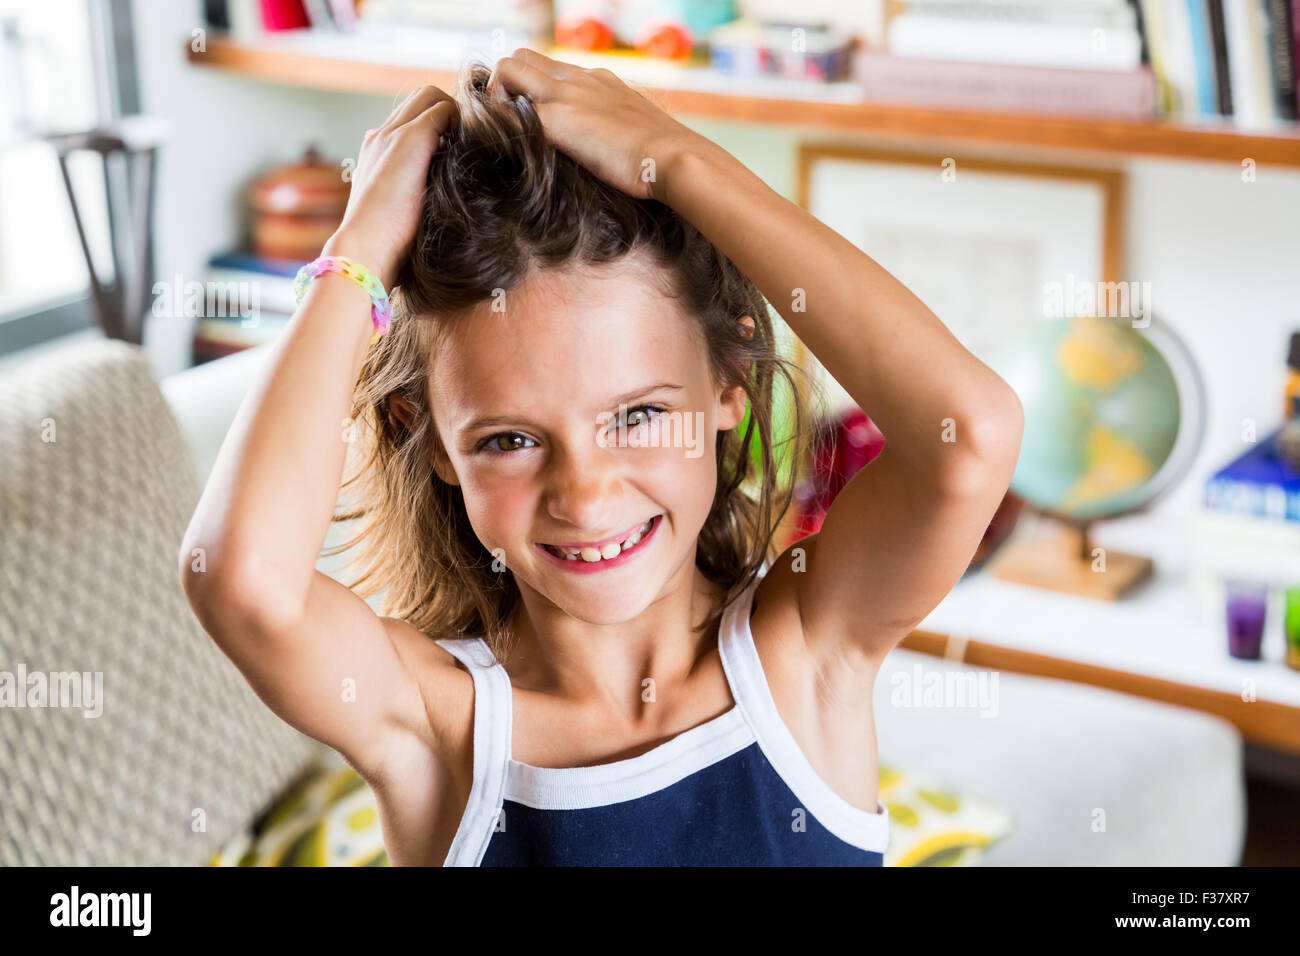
[986, 314, 1206, 599]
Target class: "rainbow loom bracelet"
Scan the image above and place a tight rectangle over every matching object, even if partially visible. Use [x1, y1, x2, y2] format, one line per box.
[293, 255, 392, 345]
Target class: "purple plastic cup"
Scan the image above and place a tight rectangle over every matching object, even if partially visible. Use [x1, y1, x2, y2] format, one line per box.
[1225, 579, 1268, 661]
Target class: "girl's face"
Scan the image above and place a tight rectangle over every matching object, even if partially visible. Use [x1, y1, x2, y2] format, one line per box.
[427, 260, 748, 624]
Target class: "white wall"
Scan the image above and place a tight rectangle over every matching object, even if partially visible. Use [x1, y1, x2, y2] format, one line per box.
[1122, 157, 1300, 514]
[133, 0, 1300, 519]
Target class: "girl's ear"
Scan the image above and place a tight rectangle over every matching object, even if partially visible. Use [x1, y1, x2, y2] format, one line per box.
[717, 381, 749, 431]
[391, 393, 461, 485]
[432, 443, 460, 486]
[715, 313, 755, 430]
[390, 394, 416, 431]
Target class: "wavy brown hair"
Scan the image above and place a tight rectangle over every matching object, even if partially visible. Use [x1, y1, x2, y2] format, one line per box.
[327, 61, 810, 662]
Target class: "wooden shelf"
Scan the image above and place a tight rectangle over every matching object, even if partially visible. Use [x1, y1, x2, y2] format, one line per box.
[901, 628, 1300, 755]
[187, 35, 1300, 167]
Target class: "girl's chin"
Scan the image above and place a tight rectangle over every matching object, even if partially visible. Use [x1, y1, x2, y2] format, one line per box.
[517, 564, 671, 625]
[537, 578, 661, 624]
[560, 606, 651, 628]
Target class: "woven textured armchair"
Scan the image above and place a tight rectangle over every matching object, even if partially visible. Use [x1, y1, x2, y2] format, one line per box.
[0, 337, 320, 865]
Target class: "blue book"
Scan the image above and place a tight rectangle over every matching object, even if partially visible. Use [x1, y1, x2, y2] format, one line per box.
[207, 251, 307, 278]
[1204, 426, 1300, 522]
[1186, 0, 1219, 116]
[203, 250, 303, 317]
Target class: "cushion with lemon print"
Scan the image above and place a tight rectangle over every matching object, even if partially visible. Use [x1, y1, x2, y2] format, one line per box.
[212, 751, 1013, 866]
[210, 751, 389, 867]
[878, 761, 1014, 866]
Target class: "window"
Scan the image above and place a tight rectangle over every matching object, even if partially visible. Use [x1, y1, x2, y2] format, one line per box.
[0, 0, 135, 354]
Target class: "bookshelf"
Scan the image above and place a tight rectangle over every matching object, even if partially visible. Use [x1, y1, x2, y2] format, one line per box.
[180, 32, 1300, 746]
[187, 34, 1300, 167]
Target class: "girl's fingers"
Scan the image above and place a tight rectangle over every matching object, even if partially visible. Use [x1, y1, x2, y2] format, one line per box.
[382, 85, 454, 133]
[488, 55, 561, 103]
[398, 98, 458, 143]
[379, 86, 423, 126]
[510, 47, 576, 80]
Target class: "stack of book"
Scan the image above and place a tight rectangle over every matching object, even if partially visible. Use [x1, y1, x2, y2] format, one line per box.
[1204, 425, 1300, 521]
[190, 251, 301, 365]
[856, 0, 1298, 125]
[1191, 425, 1300, 587]
[353, 0, 553, 62]
[206, 0, 359, 34]
[207, 0, 554, 66]
[1142, 0, 1297, 124]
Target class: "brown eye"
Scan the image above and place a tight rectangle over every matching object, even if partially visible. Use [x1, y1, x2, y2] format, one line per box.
[618, 405, 661, 429]
[486, 433, 534, 453]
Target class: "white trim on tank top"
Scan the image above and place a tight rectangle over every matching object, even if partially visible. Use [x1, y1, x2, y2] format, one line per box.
[716, 568, 890, 854]
[435, 636, 512, 867]
[435, 564, 889, 864]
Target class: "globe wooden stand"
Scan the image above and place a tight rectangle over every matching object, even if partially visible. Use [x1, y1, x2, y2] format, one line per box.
[988, 515, 1154, 601]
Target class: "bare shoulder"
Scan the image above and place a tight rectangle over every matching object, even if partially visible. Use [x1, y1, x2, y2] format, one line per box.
[748, 551, 810, 674]
[747, 536, 884, 812]
[368, 616, 476, 786]
[352, 618, 479, 865]
[748, 535, 881, 718]
[745, 544, 822, 734]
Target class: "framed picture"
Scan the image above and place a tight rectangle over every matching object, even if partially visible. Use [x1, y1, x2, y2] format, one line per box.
[793, 145, 1124, 417]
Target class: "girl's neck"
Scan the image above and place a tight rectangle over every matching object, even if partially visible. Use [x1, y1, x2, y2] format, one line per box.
[501, 561, 725, 718]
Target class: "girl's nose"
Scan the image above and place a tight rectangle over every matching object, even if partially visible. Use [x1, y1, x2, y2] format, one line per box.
[545, 444, 622, 530]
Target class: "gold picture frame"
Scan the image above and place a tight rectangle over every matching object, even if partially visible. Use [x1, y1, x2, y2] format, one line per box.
[791, 144, 1125, 421]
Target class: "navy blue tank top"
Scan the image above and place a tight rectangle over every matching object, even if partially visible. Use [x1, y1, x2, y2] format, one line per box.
[435, 569, 889, 866]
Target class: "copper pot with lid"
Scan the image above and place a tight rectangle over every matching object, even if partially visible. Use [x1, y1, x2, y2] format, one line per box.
[249, 145, 350, 261]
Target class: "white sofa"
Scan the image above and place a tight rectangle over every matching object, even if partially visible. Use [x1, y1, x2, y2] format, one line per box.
[152, 340, 1247, 866]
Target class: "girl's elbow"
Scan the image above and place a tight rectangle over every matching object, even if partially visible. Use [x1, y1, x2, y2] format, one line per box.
[179, 544, 298, 638]
[944, 391, 1024, 496]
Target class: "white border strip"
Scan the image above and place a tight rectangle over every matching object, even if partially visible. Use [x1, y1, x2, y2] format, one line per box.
[718, 574, 891, 854]
[505, 706, 756, 810]
[436, 637, 512, 866]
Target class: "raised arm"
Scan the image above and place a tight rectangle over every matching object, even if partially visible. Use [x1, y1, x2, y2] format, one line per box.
[487, 49, 1024, 676]
[657, 138, 1024, 670]
[178, 87, 460, 781]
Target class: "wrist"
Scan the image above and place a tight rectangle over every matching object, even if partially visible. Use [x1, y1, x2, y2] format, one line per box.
[295, 247, 394, 345]
[320, 230, 397, 291]
[649, 132, 720, 206]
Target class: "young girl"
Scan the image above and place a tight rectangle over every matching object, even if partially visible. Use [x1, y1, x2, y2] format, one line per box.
[180, 50, 1023, 867]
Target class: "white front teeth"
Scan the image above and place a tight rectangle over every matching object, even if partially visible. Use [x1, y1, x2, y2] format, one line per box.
[550, 517, 654, 563]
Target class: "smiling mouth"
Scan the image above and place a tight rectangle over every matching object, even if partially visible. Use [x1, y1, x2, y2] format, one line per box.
[539, 515, 660, 565]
